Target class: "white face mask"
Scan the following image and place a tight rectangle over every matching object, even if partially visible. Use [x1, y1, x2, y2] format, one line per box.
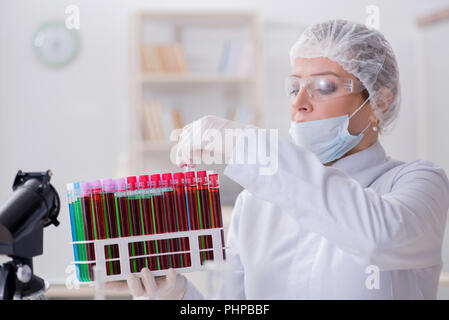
[289, 98, 371, 164]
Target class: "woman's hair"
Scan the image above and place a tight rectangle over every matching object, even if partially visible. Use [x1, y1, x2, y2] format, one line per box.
[290, 19, 401, 133]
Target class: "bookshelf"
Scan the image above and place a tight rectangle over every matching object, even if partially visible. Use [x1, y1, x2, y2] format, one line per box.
[140, 73, 256, 84]
[128, 10, 265, 173]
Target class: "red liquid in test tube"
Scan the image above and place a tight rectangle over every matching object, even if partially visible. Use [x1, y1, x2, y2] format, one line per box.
[138, 174, 157, 271]
[103, 178, 120, 275]
[114, 178, 135, 271]
[197, 170, 214, 262]
[150, 174, 168, 270]
[114, 178, 134, 272]
[91, 180, 108, 240]
[103, 179, 120, 239]
[185, 171, 206, 263]
[162, 173, 180, 269]
[80, 182, 96, 280]
[127, 176, 145, 272]
[114, 178, 132, 238]
[173, 172, 191, 267]
[208, 173, 226, 260]
[185, 171, 200, 230]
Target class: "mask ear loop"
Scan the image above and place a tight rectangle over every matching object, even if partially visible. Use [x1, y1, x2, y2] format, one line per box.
[348, 97, 372, 134]
[349, 97, 370, 119]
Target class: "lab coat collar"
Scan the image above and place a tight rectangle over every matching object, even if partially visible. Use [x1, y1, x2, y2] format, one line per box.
[331, 141, 388, 183]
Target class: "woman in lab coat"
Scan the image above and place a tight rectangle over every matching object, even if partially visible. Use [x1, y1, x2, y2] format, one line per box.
[122, 19, 449, 299]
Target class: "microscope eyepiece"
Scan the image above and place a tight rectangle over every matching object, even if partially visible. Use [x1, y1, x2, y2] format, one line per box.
[0, 170, 60, 257]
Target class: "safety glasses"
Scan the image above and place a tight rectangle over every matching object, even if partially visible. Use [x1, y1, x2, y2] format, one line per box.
[285, 74, 365, 102]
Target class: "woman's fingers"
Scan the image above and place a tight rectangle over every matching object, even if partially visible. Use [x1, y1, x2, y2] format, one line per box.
[140, 268, 158, 297]
[179, 162, 196, 169]
[175, 115, 241, 168]
[176, 143, 203, 168]
[126, 273, 145, 297]
[165, 268, 177, 288]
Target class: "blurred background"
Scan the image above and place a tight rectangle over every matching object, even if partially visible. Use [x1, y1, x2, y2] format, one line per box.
[1, 0, 449, 299]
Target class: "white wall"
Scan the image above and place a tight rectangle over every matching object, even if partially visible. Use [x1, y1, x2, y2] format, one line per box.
[0, 0, 130, 283]
[0, 0, 447, 290]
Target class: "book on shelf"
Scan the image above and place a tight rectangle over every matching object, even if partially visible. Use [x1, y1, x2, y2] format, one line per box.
[142, 101, 164, 142]
[141, 39, 254, 76]
[141, 100, 185, 143]
[141, 43, 188, 73]
[171, 109, 184, 130]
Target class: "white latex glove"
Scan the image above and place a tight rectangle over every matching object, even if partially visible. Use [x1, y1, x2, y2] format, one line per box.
[123, 268, 187, 300]
[174, 115, 248, 168]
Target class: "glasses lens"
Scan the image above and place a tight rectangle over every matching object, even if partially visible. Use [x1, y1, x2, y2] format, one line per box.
[312, 77, 339, 100]
[285, 77, 300, 98]
[308, 76, 355, 101]
[286, 75, 360, 101]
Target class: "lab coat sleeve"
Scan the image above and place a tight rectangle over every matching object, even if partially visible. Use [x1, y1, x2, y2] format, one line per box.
[223, 127, 449, 271]
[216, 191, 247, 299]
[183, 280, 205, 300]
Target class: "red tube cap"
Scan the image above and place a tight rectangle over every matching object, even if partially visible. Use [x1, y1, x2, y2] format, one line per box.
[209, 173, 219, 187]
[162, 173, 172, 180]
[138, 175, 149, 189]
[150, 174, 161, 188]
[196, 171, 207, 178]
[173, 172, 185, 186]
[173, 172, 185, 179]
[185, 171, 195, 178]
[126, 176, 137, 190]
[162, 173, 173, 186]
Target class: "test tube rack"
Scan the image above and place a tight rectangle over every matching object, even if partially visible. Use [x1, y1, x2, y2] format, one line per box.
[67, 170, 226, 282]
[70, 227, 226, 282]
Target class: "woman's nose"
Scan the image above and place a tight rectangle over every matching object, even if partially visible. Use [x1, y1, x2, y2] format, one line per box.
[290, 87, 313, 112]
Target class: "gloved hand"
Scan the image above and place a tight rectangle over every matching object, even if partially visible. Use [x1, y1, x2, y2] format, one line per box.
[174, 115, 248, 168]
[125, 268, 187, 300]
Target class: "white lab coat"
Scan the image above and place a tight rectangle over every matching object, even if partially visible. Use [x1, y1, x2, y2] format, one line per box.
[184, 130, 449, 299]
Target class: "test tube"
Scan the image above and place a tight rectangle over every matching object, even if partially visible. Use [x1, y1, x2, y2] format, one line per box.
[114, 177, 134, 273]
[207, 174, 222, 229]
[185, 171, 206, 263]
[127, 176, 144, 272]
[91, 179, 119, 275]
[72, 182, 89, 281]
[161, 173, 178, 268]
[103, 178, 121, 275]
[91, 180, 108, 240]
[137, 175, 151, 270]
[80, 182, 96, 281]
[197, 171, 214, 263]
[185, 171, 200, 230]
[208, 173, 226, 260]
[150, 174, 168, 270]
[114, 178, 129, 238]
[67, 184, 80, 280]
[138, 174, 159, 271]
[173, 172, 191, 267]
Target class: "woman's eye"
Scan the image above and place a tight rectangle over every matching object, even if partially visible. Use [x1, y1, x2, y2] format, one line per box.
[316, 80, 337, 94]
[289, 89, 299, 96]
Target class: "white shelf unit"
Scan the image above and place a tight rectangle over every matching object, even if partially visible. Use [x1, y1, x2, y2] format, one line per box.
[140, 73, 256, 84]
[128, 10, 265, 174]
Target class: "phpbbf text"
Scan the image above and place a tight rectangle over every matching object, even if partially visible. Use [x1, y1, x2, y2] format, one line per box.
[179, 303, 270, 318]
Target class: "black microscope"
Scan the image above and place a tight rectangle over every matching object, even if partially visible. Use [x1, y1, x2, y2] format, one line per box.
[0, 170, 60, 300]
